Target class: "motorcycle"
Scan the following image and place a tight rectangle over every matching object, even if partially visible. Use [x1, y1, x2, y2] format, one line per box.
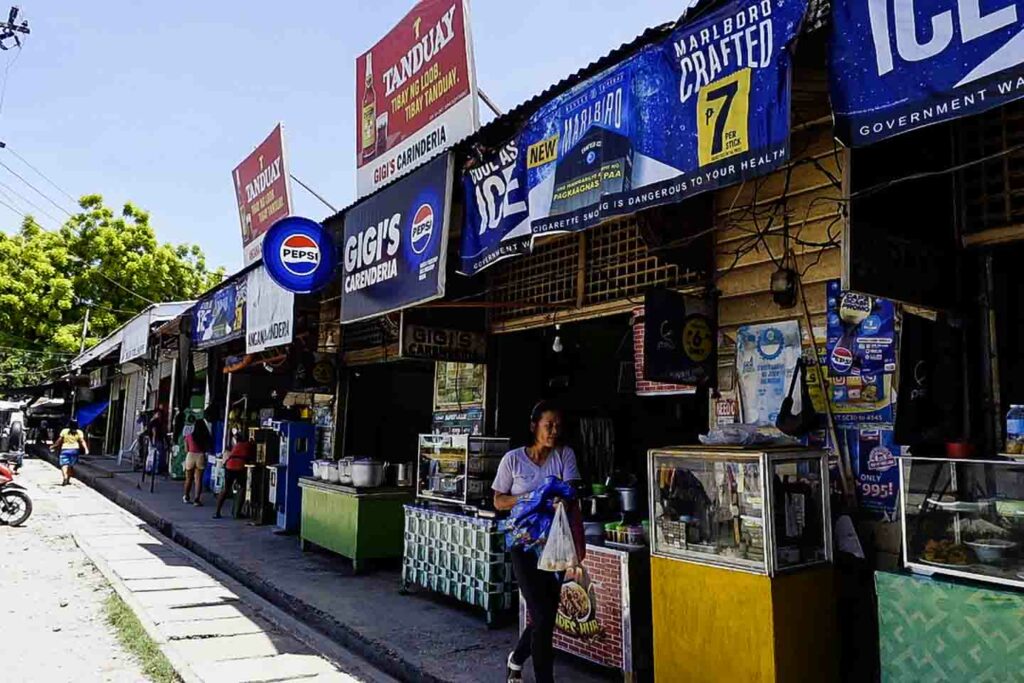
[0, 459, 32, 526]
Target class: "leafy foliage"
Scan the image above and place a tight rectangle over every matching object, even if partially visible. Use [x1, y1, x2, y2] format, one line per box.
[0, 196, 224, 387]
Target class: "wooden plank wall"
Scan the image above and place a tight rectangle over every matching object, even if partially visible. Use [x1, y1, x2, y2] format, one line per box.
[714, 121, 845, 342]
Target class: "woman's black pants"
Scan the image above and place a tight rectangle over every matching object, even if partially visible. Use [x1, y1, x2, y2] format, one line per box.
[510, 547, 562, 683]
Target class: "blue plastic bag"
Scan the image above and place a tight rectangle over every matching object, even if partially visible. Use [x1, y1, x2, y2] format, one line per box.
[506, 476, 576, 551]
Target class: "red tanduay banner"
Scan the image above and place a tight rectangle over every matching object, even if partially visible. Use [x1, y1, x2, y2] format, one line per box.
[355, 0, 478, 197]
[234, 124, 293, 265]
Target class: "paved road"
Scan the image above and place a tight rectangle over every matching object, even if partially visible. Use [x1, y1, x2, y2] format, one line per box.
[0, 460, 146, 682]
[4, 459, 395, 683]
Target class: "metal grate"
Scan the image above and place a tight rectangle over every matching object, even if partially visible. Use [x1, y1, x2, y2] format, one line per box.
[957, 100, 1024, 234]
[487, 216, 703, 327]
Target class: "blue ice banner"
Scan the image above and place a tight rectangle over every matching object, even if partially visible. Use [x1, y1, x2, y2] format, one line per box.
[340, 154, 454, 324]
[831, 0, 1024, 146]
[193, 277, 246, 349]
[520, 0, 806, 236]
[458, 139, 531, 276]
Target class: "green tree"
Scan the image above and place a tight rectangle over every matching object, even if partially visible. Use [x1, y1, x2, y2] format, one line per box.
[0, 196, 224, 387]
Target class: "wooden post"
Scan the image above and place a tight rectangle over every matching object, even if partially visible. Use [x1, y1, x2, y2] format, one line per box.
[576, 233, 587, 309]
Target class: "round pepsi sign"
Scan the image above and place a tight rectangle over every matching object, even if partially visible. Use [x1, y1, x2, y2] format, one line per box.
[262, 216, 336, 294]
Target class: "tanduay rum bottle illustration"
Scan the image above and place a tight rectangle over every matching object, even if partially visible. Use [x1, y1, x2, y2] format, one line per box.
[549, 126, 634, 217]
[361, 52, 377, 163]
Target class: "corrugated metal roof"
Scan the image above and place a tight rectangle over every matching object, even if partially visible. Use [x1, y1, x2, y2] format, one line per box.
[71, 301, 195, 369]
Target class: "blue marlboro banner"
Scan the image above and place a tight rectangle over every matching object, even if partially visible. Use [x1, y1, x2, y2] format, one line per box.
[522, 0, 806, 237]
[341, 153, 454, 324]
[831, 1, 1024, 146]
[459, 0, 807, 272]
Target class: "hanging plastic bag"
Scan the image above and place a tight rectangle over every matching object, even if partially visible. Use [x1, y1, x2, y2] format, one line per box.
[538, 503, 580, 572]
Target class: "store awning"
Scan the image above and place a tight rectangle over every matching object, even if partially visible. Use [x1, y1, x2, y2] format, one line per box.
[72, 301, 195, 370]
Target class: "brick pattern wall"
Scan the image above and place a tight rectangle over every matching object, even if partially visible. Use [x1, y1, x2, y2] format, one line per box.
[631, 309, 695, 397]
[550, 547, 627, 669]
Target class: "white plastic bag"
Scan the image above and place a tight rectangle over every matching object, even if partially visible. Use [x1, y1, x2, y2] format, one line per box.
[538, 503, 579, 572]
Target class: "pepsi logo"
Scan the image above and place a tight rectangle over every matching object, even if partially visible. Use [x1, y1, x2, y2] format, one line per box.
[830, 346, 854, 374]
[280, 234, 321, 277]
[410, 203, 434, 255]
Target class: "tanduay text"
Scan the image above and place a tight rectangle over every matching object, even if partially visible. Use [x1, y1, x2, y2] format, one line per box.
[672, 0, 775, 104]
[382, 5, 457, 98]
[244, 157, 282, 203]
[345, 213, 401, 293]
[866, 0, 1023, 80]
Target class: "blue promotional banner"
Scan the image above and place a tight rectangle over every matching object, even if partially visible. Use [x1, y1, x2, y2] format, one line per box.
[825, 280, 896, 378]
[522, 0, 806, 237]
[341, 153, 454, 324]
[458, 0, 807, 271]
[459, 139, 531, 276]
[845, 427, 901, 517]
[193, 278, 246, 349]
[831, 1, 1024, 146]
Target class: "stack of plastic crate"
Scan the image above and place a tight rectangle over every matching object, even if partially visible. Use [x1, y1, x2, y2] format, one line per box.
[402, 505, 516, 626]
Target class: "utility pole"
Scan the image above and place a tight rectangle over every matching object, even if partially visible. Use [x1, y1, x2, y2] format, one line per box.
[78, 306, 90, 354]
[0, 6, 29, 50]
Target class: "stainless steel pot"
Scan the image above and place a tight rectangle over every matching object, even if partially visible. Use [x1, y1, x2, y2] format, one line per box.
[392, 461, 414, 487]
[338, 457, 354, 484]
[351, 459, 384, 488]
[618, 487, 639, 513]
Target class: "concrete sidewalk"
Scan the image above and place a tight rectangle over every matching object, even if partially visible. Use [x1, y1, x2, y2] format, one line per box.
[55, 453, 615, 683]
[19, 458, 392, 683]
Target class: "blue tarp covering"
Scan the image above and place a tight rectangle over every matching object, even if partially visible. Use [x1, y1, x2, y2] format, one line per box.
[75, 400, 108, 429]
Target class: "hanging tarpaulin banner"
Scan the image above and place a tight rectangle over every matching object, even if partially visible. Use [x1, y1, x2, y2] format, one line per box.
[355, 0, 479, 198]
[119, 310, 152, 364]
[458, 138, 531, 275]
[341, 153, 454, 324]
[234, 124, 293, 265]
[736, 320, 803, 426]
[193, 278, 247, 349]
[519, 0, 806, 237]
[831, 1, 1024, 146]
[825, 280, 897, 378]
[245, 266, 295, 354]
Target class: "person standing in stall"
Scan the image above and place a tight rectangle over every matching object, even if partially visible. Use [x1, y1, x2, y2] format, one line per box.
[492, 401, 580, 683]
[183, 412, 211, 506]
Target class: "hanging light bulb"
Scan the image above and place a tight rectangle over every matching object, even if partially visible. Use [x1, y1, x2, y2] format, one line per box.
[552, 324, 564, 353]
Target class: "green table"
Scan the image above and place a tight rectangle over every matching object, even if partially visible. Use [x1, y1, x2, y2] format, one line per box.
[298, 477, 413, 573]
[876, 570, 1024, 681]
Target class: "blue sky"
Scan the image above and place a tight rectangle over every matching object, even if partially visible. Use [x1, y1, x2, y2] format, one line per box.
[0, 1, 686, 271]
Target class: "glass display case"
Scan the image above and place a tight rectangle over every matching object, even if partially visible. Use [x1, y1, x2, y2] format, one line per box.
[648, 446, 831, 575]
[900, 456, 1024, 589]
[417, 434, 510, 507]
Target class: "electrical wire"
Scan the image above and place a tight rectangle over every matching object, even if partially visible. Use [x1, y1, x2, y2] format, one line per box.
[0, 158, 72, 217]
[0, 40, 22, 120]
[4, 145, 77, 205]
[95, 271, 156, 305]
[0, 344, 74, 356]
[0, 178, 60, 226]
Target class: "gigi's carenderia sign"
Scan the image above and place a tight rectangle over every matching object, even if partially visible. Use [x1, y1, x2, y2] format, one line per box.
[401, 322, 486, 363]
[356, 0, 478, 198]
[233, 124, 293, 265]
[340, 153, 454, 324]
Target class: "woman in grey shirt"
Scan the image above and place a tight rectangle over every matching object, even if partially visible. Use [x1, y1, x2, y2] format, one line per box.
[493, 401, 579, 683]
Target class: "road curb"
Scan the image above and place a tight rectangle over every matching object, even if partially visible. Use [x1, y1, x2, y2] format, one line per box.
[72, 530, 204, 683]
[49, 454, 444, 683]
